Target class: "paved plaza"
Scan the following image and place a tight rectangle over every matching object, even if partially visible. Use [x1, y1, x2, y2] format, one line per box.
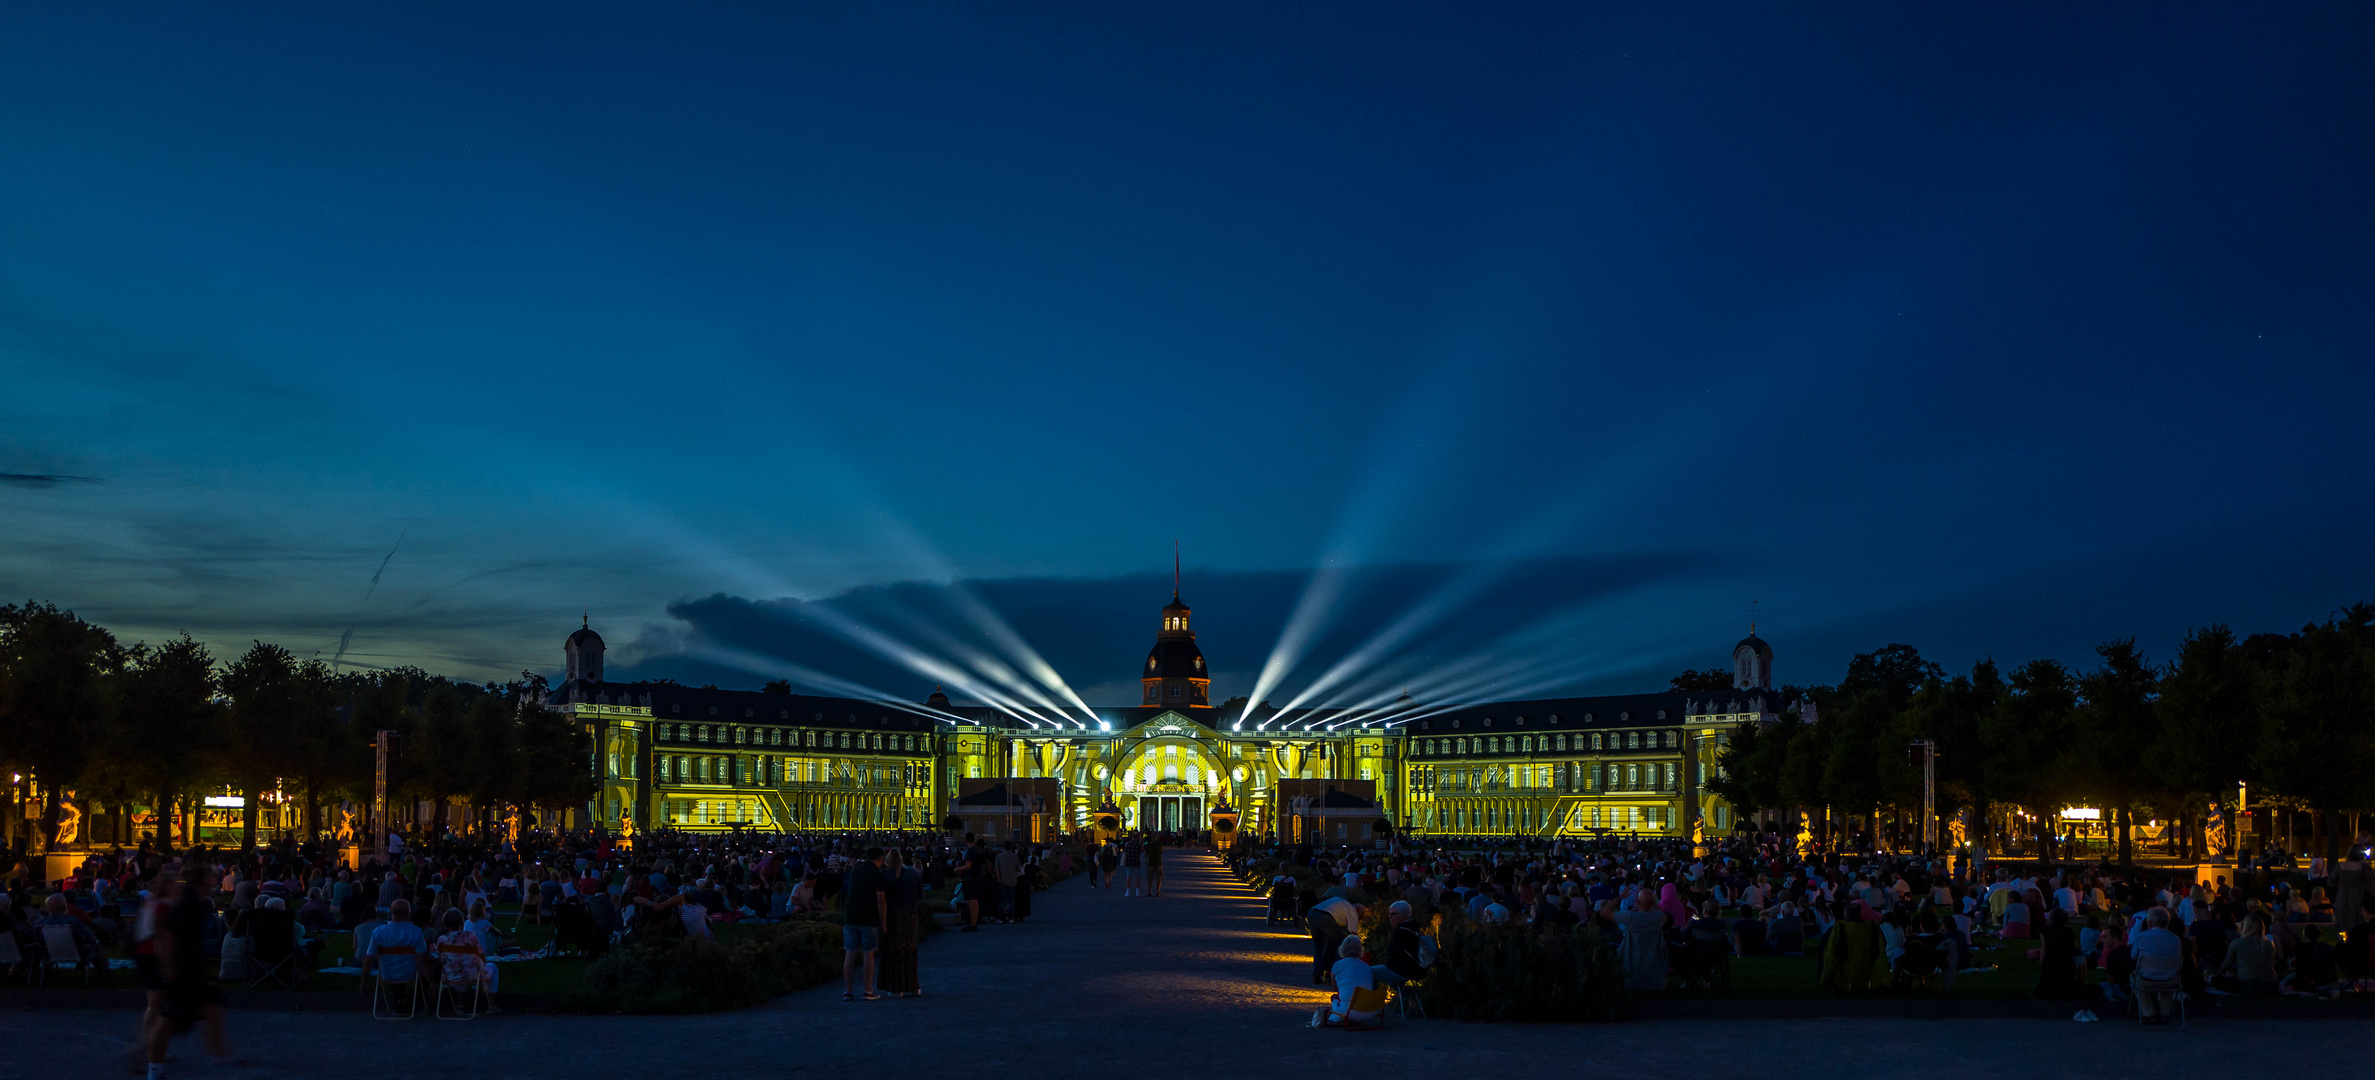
[2, 852, 2346, 1078]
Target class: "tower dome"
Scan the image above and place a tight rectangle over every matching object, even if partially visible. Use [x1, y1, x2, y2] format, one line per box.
[1142, 589, 1210, 708]
[565, 616, 605, 684]
[1732, 627, 1772, 690]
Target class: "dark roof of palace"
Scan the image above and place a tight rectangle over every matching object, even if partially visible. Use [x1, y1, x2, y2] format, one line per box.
[553, 680, 945, 731]
[549, 675, 1775, 735]
[1144, 635, 1207, 680]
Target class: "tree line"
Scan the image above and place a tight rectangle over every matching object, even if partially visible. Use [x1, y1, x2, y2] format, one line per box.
[0, 601, 596, 853]
[1703, 604, 2375, 864]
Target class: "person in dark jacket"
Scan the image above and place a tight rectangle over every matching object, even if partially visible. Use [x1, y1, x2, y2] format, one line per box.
[1373, 901, 1428, 986]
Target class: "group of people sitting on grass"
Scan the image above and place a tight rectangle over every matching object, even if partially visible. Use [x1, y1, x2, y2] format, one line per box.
[4, 824, 1072, 1015]
[1236, 828, 2374, 1018]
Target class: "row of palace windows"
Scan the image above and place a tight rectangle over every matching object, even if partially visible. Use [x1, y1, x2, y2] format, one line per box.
[1418, 730, 1678, 756]
[654, 755, 929, 788]
[1414, 760, 1679, 793]
[655, 723, 932, 753]
[1424, 803, 1674, 833]
[1418, 709, 1669, 731]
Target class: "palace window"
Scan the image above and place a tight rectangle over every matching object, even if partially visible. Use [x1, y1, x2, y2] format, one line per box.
[1624, 763, 1639, 788]
[1589, 733, 1603, 750]
[1521, 736, 1533, 752]
[1625, 731, 1640, 749]
[1555, 734, 1567, 751]
[1664, 730, 1679, 749]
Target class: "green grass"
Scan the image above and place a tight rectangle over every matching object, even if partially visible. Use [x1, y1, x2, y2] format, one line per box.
[1637, 937, 2118, 1001]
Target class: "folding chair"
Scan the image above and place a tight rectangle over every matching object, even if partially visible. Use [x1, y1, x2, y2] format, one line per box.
[2132, 976, 2186, 1028]
[39, 926, 94, 987]
[368, 947, 425, 1019]
[0, 932, 23, 984]
[1337, 985, 1389, 1031]
[244, 910, 301, 990]
[1392, 976, 1429, 1019]
[433, 944, 484, 1020]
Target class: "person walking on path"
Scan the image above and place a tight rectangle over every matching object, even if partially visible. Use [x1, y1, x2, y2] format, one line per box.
[1147, 836, 1166, 897]
[841, 847, 887, 1001]
[145, 865, 242, 1078]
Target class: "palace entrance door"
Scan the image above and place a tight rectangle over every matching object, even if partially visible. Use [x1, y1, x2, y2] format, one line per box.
[1136, 793, 1203, 833]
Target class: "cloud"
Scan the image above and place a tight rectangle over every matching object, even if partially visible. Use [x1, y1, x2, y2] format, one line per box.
[608, 552, 1721, 707]
[0, 473, 102, 488]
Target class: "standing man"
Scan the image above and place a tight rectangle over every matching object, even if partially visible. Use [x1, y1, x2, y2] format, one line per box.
[1146, 834, 1166, 897]
[842, 847, 887, 1001]
[994, 842, 1022, 924]
[1120, 836, 1145, 897]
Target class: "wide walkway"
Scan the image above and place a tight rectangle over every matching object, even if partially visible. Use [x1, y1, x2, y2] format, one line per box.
[0, 852, 2347, 1077]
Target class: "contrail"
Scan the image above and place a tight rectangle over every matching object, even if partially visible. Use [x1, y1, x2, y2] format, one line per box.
[334, 533, 403, 672]
[362, 533, 404, 601]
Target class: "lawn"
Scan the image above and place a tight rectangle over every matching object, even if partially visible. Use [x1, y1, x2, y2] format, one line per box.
[1637, 937, 2086, 1001]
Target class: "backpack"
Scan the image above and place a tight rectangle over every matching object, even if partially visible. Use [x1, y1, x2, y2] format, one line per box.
[1416, 933, 1438, 969]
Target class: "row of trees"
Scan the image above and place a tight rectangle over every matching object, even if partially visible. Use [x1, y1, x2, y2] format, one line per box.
[1703, 604, 2375, 865]
[0, 601, 596, 853]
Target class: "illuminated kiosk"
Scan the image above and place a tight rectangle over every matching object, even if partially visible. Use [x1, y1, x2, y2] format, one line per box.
[951, 779, 1064, 842]
[1208, 799, 1241, 851]
[1090, 798, 1123, 843]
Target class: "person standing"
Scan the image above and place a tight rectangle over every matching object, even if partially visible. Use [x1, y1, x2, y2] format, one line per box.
[878, 850, 923, 998]
[1147, 836, 1166, 897]
[1096, 840, 1120, 892]
[994, 842, 1022, 924]
[841, 848, 887, 1001]
[1120, 837, 1145, 897]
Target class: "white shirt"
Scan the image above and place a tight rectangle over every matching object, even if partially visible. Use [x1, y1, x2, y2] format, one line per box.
[1311, 897, 1358, 931]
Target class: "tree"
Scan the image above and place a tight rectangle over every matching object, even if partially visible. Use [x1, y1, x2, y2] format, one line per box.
[2257, 610, 2375, 864]
[1983, 659, 2078, 860]
[1669, 668, 1734, 693]
[2074, 639, 2159, 864]
[115, 636, 224, 848]
[1899, 660, 2003, 854]
[516, 694, 595, 827]
[2151, 625, 2261, 859]
[1840, 644, 1945, 711]
[0, 602, 123, 851]
[223, 641, 314, 852]
[761, 679, 792, 695]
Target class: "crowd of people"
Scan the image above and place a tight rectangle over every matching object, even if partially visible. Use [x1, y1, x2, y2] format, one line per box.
[1236, 829, 2375, 1024]
[1, 824, 1079, 1073]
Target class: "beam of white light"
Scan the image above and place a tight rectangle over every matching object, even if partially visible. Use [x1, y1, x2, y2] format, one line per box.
[788, 601, 1054, 726]
[845, 505, 1100, 724]
[688, 642, 979, 725]
[1241, 560, 1350, 728]
[873, 603, 1085, 727]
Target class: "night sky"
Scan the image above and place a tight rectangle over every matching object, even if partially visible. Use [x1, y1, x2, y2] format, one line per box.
[4, 4, 2370, 708]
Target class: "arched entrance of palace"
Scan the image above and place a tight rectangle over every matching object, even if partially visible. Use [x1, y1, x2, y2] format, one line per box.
[1110, 724, 1228, 832]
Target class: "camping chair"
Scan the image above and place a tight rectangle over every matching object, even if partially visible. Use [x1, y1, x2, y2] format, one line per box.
[433, 942, 485, 1020]
[1894, 936, 1949, 990]
[368, 946, 425, 1019]
[244, 910, 301, 990]
[2132, 976, 2186, 1028]
[1391, 975, 1428, 1019]
[38, 926, 95, 987]
[1337, 985, 1389, 1031]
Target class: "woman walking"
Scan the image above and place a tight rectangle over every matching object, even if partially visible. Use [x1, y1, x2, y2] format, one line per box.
[879, 850, 924, 997]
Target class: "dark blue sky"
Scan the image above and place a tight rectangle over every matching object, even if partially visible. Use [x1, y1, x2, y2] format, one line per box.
[4, 4, 2370, 707]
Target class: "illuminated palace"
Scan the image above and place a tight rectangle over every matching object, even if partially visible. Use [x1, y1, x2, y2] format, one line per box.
[546, 590, 1792, 844]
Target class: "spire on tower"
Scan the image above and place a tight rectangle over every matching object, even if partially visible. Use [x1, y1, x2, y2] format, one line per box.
[1173, 541, 1180, 598]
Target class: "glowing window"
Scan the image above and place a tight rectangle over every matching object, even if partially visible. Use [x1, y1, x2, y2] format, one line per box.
[1626, 731, 1640, 749]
